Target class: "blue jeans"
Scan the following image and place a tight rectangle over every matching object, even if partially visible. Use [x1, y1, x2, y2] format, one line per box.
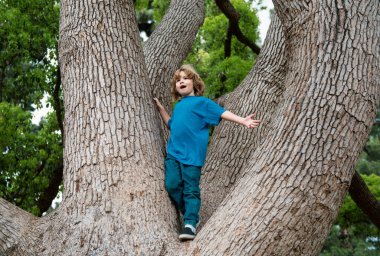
[164, 154, 201, 228]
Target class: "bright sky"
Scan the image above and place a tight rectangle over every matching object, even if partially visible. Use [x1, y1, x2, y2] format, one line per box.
[256, 0, 274, 44]
[32, 93, 52, 124]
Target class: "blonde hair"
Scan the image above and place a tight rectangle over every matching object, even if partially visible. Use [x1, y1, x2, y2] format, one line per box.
[171, 64, 205, 102]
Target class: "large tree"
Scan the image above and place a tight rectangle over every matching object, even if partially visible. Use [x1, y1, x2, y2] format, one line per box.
[1, 0, 379, 255]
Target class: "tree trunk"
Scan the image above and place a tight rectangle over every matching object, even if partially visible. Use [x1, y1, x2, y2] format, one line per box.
[0, 0, 379, 255]
[201, 12, 287, 224]
[190, 1, 379, 255]
[143, 0, 205, 139]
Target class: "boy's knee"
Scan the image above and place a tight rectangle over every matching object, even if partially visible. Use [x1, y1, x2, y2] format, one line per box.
[183, 188, 200, 199]
[165, 180, 182, 193]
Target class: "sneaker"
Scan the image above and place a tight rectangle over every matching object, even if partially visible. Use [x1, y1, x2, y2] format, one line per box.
[179, 226, 196, 241]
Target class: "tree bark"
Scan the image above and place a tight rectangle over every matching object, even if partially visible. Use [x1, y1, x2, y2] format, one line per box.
[143, 0, 205, 141]
[0, 0, 379, 255]
[0, 198, 41, 255]
[201, 12, 287, 224]
[191, 1, 379, 255]
[55, 0, 177, 254]
[143, 0, 205, 113]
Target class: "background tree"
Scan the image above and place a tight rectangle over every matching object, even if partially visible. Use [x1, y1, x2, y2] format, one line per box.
[321, 108, 380, 255]
[0, 0, 62, 216]
[321, 173, 380, 255]
[186, 0, 260, 99]
[0, 0, 379, 255]
[356, 108, 380, 176]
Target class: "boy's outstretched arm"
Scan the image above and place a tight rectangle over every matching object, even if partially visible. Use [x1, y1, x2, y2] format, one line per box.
[221, 111, 261, 129]
[153, 98, 171, 128]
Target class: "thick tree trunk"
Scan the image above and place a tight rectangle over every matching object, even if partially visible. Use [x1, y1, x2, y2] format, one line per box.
[3, 0, 171, 254]
[0, 0, 379, 255]
[191, 1, 379, 255]
[144, 0, 205, 106]
[201, 12, 287, 224]
[143, 0, 205, 139]
[52, 0, 175, 254]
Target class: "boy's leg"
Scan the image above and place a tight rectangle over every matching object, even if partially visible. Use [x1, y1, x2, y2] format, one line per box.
[181, 164, 201, 229]
[164, 155, 185, 213]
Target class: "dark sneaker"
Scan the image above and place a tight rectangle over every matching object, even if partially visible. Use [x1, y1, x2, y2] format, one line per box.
[179, 227, 196, 241]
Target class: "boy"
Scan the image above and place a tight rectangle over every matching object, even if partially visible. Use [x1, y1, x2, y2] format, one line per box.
[154, 65, 260, 241]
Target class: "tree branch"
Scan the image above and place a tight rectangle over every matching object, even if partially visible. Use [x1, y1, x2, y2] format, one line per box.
[144, 0, 205, 97]
[54, 66, 64, 141]
[36, 157, 63, 216]
[143, 0, 205, 141]
[0, 198, 38, 254]
[349, 171, 380, 229]
[201, 12, 287, 223]
[215, 0, 261, 55]
[224, 24, 233, 58]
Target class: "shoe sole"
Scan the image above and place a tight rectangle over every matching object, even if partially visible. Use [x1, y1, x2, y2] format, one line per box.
[179, 234, 196, 241]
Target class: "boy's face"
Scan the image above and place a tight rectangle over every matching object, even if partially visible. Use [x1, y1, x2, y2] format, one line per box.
[175, 71, 195, 97]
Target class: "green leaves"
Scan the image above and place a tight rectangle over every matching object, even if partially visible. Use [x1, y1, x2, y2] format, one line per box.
[0, 0, 62, 215]
[185, 0, 260, 99]
[322, 119, 380, 254]
[0, 0, 59, 109]
[0, 102, 62, 216]
[338, 174, 380, 232]
[201, 56, 253, 98]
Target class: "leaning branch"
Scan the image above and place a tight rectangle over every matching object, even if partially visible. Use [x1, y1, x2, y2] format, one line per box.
[349, 171, 380, 229]
[54, 66, 64, 140]
[201, 12, 287, 223]
[144, 0, 205, 99]
[36, 157, 63, 216]
[143, 0, 205, 140]
[215, 0, 261, 55]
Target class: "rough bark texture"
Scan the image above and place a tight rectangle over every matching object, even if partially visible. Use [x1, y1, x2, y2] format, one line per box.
[143, 0, 205, 139]
[54, 0, 174, 254]
[0, 0, 379, 255]
[191, 1, 379, 255]
[0, 198, 40, 254]
[201, 13, 287, 224]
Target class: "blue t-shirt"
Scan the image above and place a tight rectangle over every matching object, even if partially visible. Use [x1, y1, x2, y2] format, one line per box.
[167, 96, 226, 166]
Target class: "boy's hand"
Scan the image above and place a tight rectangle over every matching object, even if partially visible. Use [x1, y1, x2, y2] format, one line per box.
[153, 98, 171, 128]
[242, 113, 261, 129]
[221, 111, 261, 129]
[153, 98, 163, 109]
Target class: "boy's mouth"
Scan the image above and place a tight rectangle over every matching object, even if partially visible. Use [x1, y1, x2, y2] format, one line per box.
[180, 85, 187, 89]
